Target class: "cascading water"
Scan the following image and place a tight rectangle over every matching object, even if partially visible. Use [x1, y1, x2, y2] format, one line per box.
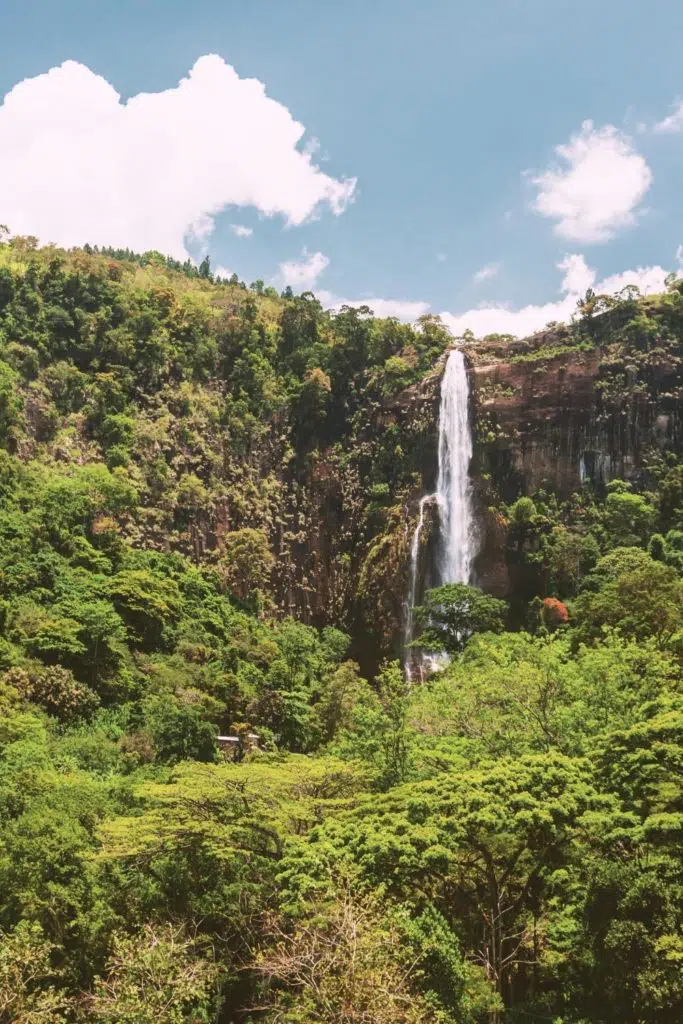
[403, 349, 475, 677]
[435, 349, 475, 586]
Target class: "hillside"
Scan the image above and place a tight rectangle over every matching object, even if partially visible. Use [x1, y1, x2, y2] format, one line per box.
[1, 234, 682, 1023]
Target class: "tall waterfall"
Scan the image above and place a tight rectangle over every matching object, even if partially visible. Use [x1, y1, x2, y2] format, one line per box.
[435, 349, 474, 586]
[404, 349, 475, 677]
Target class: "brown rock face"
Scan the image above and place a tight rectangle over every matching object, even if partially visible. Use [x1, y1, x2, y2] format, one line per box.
[471, 349, 600, 497]
[462, 325, 683, 596]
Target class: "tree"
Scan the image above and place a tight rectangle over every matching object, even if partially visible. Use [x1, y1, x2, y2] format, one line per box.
[142, 696, 218, 764]
[546, 527, 599, 597]
[584, 545, 654, 587]
[0, 921, 71, 1024]
[292, 366, 331, 440]
[95, 758, 366, 965]
[376, 660, 412, 785]
[86, 924, 219, 1024]
[323, 752, 609, 1021]
[540, 596, 569, 630]
[0, 362, 22, 445]
[603, 479, 655, 547]
[572, 559, 683, 648]
[107, 568, 182, 649]
[315, 660, 363, 742]
[255, 886, 489, 1023]
[11, 665, 99, 721]
[218, 528, 274, 609]
[658, 465, 683, 531]
[414, 583, 506, 655]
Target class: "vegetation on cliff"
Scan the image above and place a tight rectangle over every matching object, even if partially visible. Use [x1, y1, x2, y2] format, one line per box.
[0, 233, 682, 1023]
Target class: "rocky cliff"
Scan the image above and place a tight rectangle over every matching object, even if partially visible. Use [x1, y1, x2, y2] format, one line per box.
[463, 308, 683, 597]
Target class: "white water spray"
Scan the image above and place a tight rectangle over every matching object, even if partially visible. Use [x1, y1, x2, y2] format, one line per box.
[435, 349, 475, 585]
[403, 349, 475, 676]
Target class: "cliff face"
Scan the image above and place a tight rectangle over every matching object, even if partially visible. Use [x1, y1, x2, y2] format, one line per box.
[463, 317, 683, 596]
[471, 347, 599, 497]
[274, 303, 683, 663]
[259, 363, 443, 675]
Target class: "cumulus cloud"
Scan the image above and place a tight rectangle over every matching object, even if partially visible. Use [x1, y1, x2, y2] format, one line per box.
[277, 251, 428, 320]
[279, 250, 330, 290]
[440, 255, 668, 338]
[441, 295, 576, 339]
[317, 290, 429, 321]
[365, 297, 430, 319]
[214, 265, 234, 280]
[0, 56, 356, 259]
[473, 263, 500, 284]
[597, 265, 671, 296]
[653, 102, 683, 134]
[558, 253, 594, 295]
[314, 251, 670, 332]
[231, 224, 253, 238]
[531, 120, 652, 243]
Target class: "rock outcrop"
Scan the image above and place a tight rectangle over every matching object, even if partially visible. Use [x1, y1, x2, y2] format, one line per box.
[463, 320, 683, 595]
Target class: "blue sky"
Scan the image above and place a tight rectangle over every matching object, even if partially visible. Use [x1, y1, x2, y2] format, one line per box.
[2, 0, 683, 335]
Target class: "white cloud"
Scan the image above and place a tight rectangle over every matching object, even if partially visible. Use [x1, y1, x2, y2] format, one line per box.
[440, 255, 668, 338]
[230, 224, 253, 238]
[304, 136, 321, 156]
[558, 253, 594, 295]
[436, 252, 448, 262]
[314, 253, 670, 333]
[318, 290, 429, 321]
[279, 253, 429, 319]
[214, 265, 234, 280]
[441, 296, 576, 338]
[531, 120, 652, 243]
[597, 265, 670, 296]
[0, 56, 356, 259]
[473, 263, 500, 284]
[653, 102, 683, 134]
[316, 251, 670, 333]
[279, 249, 330, 290]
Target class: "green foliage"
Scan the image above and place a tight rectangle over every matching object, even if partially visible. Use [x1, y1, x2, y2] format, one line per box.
[604, 479, 656, 547]
[546, 526, 600, 596]
[317, 752, 615, 1011]
[218, 527, 274, 609]
[254, 886, 488, 1023]
[0, 921, 71, 1023]
[414, 582, 507, 654]
[10, 665, 99, 722]
[572, 552, 683, 648]
[85, 924, 218, 1024]
[141, 696, 218, 764]
[107, 569, 182, 649]
[0, 361, 22, 443]
[0, 235, 680, 1023]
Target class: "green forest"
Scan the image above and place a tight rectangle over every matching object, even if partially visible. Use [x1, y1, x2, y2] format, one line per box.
[0, 232, 681, 1023]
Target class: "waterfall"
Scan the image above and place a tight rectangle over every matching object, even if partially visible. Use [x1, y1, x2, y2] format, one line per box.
[403, 349, 475, 676]
[435, 349, 475, 586]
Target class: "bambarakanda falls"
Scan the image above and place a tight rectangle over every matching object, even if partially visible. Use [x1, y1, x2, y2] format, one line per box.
[0, 237, 682, 1024]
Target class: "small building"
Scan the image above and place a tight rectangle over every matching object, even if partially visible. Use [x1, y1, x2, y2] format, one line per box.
[216, 732, 260, 759]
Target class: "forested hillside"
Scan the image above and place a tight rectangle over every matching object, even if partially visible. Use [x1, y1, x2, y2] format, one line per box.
[1, 233, 682, 1023]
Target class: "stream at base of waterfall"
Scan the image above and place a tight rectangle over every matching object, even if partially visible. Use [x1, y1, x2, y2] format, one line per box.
[404, 349, 475, 679]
